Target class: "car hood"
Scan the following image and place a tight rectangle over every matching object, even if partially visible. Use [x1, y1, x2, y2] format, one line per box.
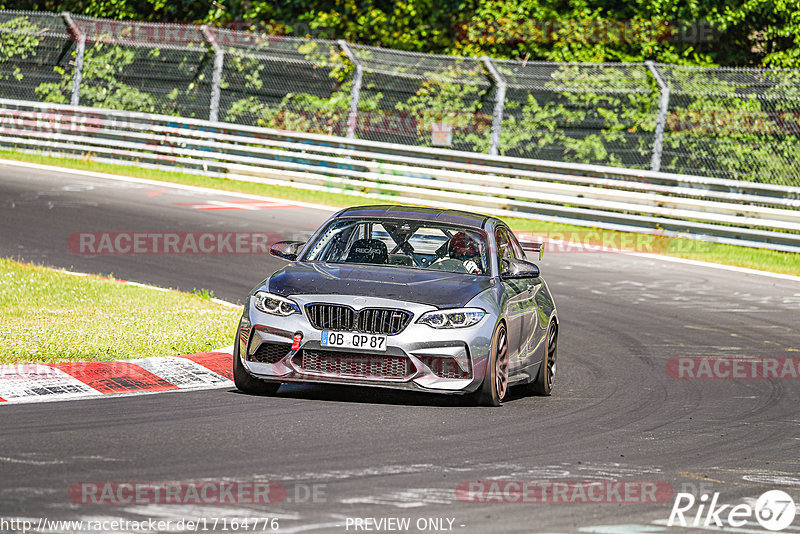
[267, 262, 494, 309]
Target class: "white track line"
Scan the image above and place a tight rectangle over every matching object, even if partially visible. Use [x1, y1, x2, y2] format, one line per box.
[2, 158, 798, 283]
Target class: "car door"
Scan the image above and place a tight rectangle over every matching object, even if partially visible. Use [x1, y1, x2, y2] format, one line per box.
[506, 229, 545, 366]
[496, 227, 533, 370]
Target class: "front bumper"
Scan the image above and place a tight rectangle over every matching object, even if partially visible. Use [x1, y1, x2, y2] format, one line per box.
[236, 294, 496, 394]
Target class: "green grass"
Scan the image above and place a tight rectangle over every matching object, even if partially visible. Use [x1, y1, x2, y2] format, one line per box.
[0, 258, 240, 364]
[2, 149, 799, 276]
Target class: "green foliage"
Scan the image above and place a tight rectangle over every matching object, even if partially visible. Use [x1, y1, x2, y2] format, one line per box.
[225, 92, 348, 134]
[207, 0, 800, 69]
[192, 287, 215, 300]
[9, 0, 210, 22]
[8, 0, 800, 68]
[470, 65, 657, 167]
[34, 40, 210, 115]
[222, 41, 380, 133]
[660, 68, 800, 184]
[36, 42, 160, 110]
[225, 83, 384, 135]
[0, 17, 41, 83]
[394, 71, 492, 148]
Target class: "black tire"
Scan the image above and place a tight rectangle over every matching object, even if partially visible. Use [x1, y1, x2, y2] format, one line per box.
[471, 322, 509, 407]
[233, 338, 281, 396]
[525, 321, 557, 396]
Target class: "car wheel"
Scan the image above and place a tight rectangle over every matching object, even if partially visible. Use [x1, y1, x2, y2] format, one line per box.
[472, 322, 509, 407]
[527, 321, 557, 396]
[233, 338, 281, 396]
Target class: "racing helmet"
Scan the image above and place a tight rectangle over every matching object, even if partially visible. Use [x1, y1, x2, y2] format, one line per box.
[448, 231, 481, 260]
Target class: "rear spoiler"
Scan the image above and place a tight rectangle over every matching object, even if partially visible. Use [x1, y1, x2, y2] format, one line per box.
[520, 241, 545, 261]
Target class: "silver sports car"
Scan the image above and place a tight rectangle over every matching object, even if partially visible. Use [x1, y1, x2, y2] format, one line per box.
[233, 205, 558, 406]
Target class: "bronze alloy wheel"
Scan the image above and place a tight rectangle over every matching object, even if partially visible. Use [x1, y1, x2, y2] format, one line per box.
[495, 325, 510, 400]
[544, 322, 557, 390]
[473, 323, 509, 407]
[525, 321, 557, 396]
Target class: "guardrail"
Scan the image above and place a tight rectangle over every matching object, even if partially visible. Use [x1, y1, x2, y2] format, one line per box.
[1, 97, 799, 253]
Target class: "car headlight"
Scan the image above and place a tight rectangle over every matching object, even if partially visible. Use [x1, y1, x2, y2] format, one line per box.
[252, 291, 300, 316]
[417, 308, 486, 329]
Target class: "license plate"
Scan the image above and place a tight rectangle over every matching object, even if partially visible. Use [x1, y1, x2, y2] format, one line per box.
[321, 331, 387, 351]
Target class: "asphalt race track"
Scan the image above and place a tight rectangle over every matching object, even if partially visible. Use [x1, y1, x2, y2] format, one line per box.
[1, 161, 799, 534]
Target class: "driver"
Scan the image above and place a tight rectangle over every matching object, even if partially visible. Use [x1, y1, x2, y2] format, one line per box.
[443, 231, 484, 274]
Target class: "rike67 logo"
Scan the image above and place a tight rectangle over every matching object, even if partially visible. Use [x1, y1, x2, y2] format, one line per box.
[669, 490, 797, 531]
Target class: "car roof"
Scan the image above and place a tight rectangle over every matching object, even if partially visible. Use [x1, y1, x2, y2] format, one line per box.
[334, 205, 503, 230]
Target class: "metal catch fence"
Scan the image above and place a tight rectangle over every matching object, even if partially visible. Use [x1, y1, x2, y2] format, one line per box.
[1, 10, 800, 186]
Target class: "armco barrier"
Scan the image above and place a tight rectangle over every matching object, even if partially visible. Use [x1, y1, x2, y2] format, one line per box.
[1, 98, 799, 253]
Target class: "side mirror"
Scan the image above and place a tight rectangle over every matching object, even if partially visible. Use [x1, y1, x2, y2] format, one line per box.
[270, 240, 305, 261]
[501, 258, 540, 279]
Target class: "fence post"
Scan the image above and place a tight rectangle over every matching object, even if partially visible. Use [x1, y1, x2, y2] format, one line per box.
[338, 40, 362, 139]
[482, 57, 506, 156]
[201, 25, 224, 123]
[61, 12, 84, 107]
[646, 61, 670, 172]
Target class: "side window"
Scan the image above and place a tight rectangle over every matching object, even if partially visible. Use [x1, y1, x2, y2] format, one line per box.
[507, 230, 525, 259]
[495, 227, 520, 267]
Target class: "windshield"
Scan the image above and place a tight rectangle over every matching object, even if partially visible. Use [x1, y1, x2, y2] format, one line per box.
[302, 218, 490, 276]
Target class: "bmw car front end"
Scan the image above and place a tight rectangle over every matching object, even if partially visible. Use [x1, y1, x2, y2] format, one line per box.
[237, 283, 498, 394]
[232, 205, 557, 405]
